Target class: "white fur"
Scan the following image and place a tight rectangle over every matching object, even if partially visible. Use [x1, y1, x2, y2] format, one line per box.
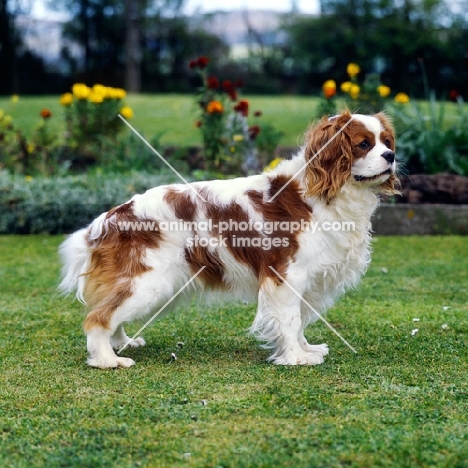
[60, 114, 395, 368]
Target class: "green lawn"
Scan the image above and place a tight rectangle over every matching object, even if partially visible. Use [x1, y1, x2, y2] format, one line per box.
[0, 235, 467, 467]
[1, 94, 465, 151]
[0, 94, 321, 147]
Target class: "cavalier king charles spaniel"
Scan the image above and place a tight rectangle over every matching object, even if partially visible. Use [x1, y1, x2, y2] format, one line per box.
[60, 110, 398, 368]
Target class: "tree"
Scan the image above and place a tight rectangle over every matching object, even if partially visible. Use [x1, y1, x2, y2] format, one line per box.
[0, 0, 27, 93]
[124, 0, 143, 92]
[50, 0, 189, 90]
[283, 0, 468, 96]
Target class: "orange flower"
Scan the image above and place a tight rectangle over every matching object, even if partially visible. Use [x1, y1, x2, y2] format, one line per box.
[322, 80, 336, 99]
[206, 101, 223, 114]
[40, 108, 52, 119]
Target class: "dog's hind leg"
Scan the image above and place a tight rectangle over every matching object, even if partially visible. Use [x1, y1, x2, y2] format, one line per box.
[110, 325, 146, 351]
[84, 297, 141, 369]
[83, 282, 162, 369]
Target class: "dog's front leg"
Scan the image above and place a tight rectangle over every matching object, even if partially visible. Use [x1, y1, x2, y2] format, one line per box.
[251, 278, 326, 366]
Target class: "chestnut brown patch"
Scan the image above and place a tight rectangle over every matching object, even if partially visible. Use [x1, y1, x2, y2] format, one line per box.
[188, 177, 312, 285]
[374, 112, 395, 151]
[244, 175, 312, 283]
[83, 201, 161, 331]
[164, 188, 197, 222]
[184, 245, 225, 288]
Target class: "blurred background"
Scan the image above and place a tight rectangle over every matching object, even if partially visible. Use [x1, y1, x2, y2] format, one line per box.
[1, 0, 468, 98]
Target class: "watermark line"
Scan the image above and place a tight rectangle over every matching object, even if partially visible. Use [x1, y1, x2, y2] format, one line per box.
[117, 266, 206, 354]
[118, 114, 207, 203]
[267, 116, 355, 203]
[268, 266, 358, 354]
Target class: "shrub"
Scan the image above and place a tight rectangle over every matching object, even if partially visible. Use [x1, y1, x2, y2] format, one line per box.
[189, 56, 282, 175]
[391, 93, 468, 176]
[0, 171, 177, 234]
[59, 84, 134, 167]
[0, 108, 60, 176]
[314, 62, 410, 118]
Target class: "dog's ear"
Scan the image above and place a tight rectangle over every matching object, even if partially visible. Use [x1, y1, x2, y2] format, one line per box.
[304, 111, 354, 203]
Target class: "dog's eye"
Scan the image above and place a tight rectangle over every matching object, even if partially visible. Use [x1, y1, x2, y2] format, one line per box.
[358, 140, 370, 149]
[384, 139, 392, 148]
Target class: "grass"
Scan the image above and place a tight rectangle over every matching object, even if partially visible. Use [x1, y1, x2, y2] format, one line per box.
[1, 94, 466, 151]
[0, 94, 321, 148]
[0, 235, 467, 467]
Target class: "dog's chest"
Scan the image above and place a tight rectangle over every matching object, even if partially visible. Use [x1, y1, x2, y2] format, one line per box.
[302, 196, 377, 295]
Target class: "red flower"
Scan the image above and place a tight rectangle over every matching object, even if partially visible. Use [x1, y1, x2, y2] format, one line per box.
[189, 56, 210, 69]
[449, 89, 460, 102]
[197, 56, 209, 69]
[249, 125, 261, 140]
[254, 110, 262, 117]
[40, 108, 52, 119]
[207, 75, 219, 89]
[227, 89, 238, 101]
[234, 100, 249, 117]
[221, 80, 238, 100]
[222, 80, 233, 91]
[234, 79, 245, 88]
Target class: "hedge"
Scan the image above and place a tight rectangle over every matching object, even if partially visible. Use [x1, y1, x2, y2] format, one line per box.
[0, 171, 177, 234]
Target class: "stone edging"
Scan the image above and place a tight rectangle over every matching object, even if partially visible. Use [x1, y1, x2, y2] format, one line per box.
[372, 204, 468, 235]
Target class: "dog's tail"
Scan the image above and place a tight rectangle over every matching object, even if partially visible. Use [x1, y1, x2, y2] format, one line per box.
[58, 213, 108, 304]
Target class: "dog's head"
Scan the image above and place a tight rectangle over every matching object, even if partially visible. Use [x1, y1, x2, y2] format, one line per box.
[304, 110, 399, 202]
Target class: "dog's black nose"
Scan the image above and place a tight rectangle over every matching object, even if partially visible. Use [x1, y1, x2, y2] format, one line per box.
[381, 151, 395, 163]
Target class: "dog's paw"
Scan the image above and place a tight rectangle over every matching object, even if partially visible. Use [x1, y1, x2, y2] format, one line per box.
[110, 336, 146, 350]
[87, 356, 136, 369]
[302, 343, 329, 356]
[270, 350, 325, 366]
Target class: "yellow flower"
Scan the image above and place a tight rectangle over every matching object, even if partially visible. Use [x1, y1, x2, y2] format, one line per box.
[349, 84, 360, 99]
[340, 81, 352, 93]
[11, 94, 19, 103]
[264, 157, 283, 172]
[346, 63, 361, 77]
[89, 92, 104, 104]
[72, 83, 91, 100]
[233, 134, 244, 142]
[120, 106, 134, 119]
[206, 101, 223, 114]
[27, 144, 35, 154]
[394, 92, 410, 104]
[25, 175, 33, 182]
[322, 80, 336, 98]
[377, 85, 391, 98]
[92, 84, 106, 96]
[109, 88, 127, 99]
[2, 115, 12, 126]
[60, 93, 73, 106]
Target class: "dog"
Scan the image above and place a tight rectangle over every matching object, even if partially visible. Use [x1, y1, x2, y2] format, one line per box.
[59, 110, 398, 368]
